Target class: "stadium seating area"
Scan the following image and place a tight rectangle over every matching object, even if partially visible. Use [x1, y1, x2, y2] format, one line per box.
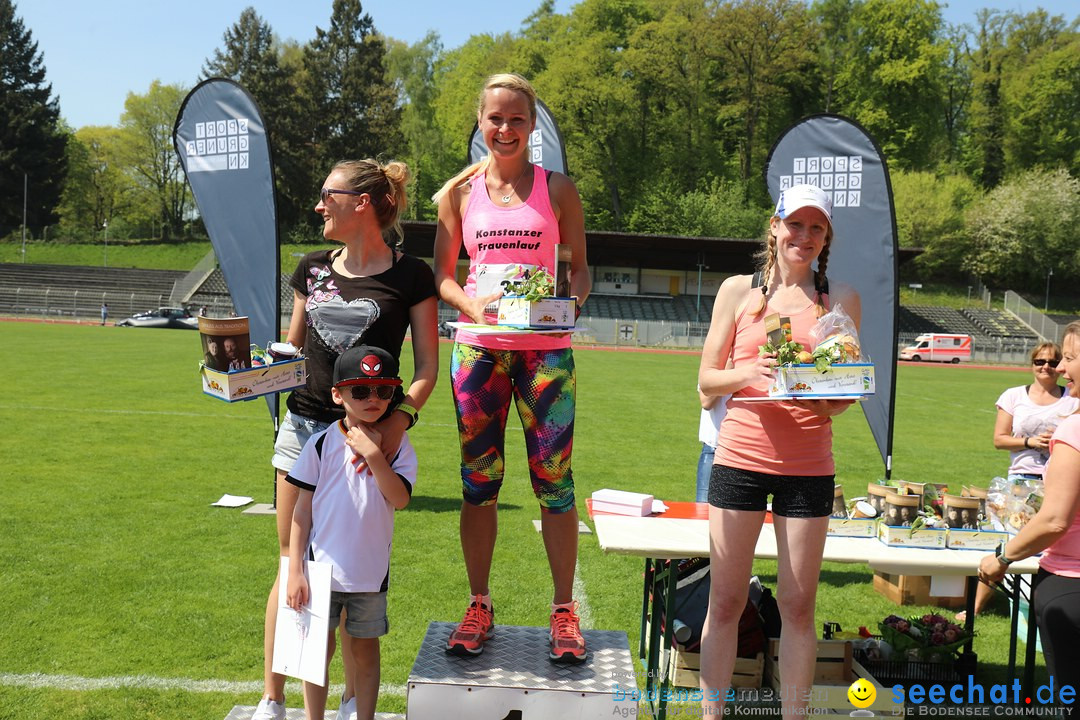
[0, 263, 1050, 352]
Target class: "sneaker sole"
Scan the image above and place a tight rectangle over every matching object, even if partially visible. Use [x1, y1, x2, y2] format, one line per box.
[548, 649, 588, 664]
[446, 628, 494, 656]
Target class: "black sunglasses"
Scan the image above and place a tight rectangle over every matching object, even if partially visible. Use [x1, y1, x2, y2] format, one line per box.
[349, 385, 396, 401]
[320, 187, 364, 204]
[1033, 358, 1059, 367]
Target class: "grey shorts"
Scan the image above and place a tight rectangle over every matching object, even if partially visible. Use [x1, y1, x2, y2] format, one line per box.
[329, 591, 389, 639]
[272, 412, 332, 473]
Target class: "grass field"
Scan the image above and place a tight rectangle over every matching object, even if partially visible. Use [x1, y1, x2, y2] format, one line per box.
[0, 321, 1044, 719]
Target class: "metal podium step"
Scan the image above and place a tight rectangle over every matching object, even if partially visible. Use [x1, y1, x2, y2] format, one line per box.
[406, 621, 636, 719]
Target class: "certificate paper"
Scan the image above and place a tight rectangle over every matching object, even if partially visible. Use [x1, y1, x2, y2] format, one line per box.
[272, 556, 332, 686]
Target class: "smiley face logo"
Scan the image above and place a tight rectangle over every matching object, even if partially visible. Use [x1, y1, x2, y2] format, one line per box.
[847, 678, 876, 709]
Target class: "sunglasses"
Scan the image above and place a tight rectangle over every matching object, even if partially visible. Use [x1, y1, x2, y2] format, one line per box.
[348, 385, 396, 401]
[1033, 358, 1059, 367]
[320, 187, 365, 204]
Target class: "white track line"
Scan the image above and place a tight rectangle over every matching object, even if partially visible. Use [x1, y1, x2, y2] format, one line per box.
[0, 672, 406, 697]
[574, 560, 594, 630]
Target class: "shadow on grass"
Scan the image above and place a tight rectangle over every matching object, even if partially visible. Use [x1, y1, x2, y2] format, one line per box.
[408, 495, 523, 513]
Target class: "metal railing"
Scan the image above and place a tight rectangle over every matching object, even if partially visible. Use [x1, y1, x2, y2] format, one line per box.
[1003, 290, 1062, 343]
[0, 287, 171, 322]
[170, 250, 218, 305]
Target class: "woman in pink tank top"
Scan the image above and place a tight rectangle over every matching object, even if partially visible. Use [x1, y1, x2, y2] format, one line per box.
[697, 185, 862, 717]
[979, 321, 1080, 691]
[432, 73, 592, 664]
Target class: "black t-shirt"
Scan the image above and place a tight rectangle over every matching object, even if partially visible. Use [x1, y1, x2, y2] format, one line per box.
[286, 248, 436, 423]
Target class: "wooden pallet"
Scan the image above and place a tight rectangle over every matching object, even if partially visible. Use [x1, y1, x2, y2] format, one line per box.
[667, 648, 764, 689]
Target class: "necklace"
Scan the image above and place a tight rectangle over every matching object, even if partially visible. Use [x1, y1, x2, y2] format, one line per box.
[497, 164, 529, 204]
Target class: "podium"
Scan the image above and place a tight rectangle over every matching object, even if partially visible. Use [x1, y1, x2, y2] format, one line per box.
[406, 622, 636, 719]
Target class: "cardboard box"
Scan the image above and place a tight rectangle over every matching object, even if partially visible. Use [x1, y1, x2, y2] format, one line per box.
[766, 639, 902, 718]
[590, 489, 654, 516]
[201, 357, 306, 402]
[769, 362, 875, 398]
[497, 295, 575, 329]
[827, 518, 878, 537]
[872, 571, 968, 608]
[878, 523, 947, 549]
[946, 528, 1009, 551]
[668, 648, 763, 689]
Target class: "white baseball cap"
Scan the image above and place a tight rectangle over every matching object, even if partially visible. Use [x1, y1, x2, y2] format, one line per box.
[774, 184, 832, 229]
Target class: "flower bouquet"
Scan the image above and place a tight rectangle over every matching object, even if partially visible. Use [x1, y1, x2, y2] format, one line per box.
[879, 613, 971, 662]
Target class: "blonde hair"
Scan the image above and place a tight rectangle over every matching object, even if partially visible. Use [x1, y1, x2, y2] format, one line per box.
[332, 159, 410, 246]
[432, 73, 539, 205]
[1064, 322, 1080, 347]
[748, 216, 835, 318]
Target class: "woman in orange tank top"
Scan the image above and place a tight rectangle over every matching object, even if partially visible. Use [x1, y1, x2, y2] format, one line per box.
[697, 184, 861, 718]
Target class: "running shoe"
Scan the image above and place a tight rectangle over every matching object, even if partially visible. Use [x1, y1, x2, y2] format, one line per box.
[251, 697, 285, 720]
[549, 602, 588, 663]
[334, 695, 356, 720]
[446, 595, 494, 656]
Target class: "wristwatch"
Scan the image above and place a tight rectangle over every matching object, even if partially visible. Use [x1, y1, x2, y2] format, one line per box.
[995, 544, 1015, 567]
[396, 402, 419, 428]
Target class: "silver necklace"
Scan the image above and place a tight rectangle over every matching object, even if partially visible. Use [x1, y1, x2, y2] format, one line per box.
[498, 164, 529, 204]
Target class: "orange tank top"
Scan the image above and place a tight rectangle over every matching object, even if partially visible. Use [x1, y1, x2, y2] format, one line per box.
[714, 289, 835, 476]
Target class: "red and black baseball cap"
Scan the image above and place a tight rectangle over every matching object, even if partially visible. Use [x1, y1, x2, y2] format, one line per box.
[333, 345, 403, 388]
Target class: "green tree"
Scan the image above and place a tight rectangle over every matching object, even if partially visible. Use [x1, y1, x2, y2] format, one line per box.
[304, 0, 403, 170]
[203, 6, 312, 227]
[0, 0, 68, 237]
[834, 0, 948, 171]
[386, 32, 447, 221]
[118, 81, 191, 239]
[709, 0, 821, 184]
[625, 177, 767, 238]
[1001, 14, 1079, 174]
[537, 0, 655, 229]
[57, 126, 135, 240]
[890, 170, 979, 279]
[963, 167, 1080, 288]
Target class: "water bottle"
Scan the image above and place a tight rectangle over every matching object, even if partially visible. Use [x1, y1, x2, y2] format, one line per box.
[673, 618, 692, 644]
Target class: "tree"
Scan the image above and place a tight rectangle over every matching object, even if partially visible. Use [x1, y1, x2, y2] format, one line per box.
[0, 0, 68, 237]
[709, 0, 821, 184]
[118, 81, 191, 239]
[203, 7, 312, 228]
[57, 126, 135, 240]
[963, 167, 1080, 288]
[304, 0, 403, 171]
[834, 0, 948, 171]
[385, 32, 446, 221]
[890, 170, 979, 279]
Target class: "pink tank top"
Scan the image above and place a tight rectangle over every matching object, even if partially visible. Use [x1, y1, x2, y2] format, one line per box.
[455, 165, 570, 351]
[715, 289, 835, 476]
[1040, 414, 1080, 577]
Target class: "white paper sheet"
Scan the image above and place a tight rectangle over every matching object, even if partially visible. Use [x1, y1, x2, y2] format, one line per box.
[210, 494, 253, 507]
[272, 556, 332, 686]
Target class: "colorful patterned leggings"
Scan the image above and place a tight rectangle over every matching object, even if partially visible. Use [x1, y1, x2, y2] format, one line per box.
[450, 343, 576, 513]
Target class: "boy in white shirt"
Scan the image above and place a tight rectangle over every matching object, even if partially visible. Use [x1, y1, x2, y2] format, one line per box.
[286, 345, 416, 720]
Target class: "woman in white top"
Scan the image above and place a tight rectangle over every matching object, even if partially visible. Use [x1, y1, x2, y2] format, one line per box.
[994, 342, 1078, 481]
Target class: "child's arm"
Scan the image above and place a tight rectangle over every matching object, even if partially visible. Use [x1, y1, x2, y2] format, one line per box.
[346, 424, 411, 509]
[286, 487, 314, 610]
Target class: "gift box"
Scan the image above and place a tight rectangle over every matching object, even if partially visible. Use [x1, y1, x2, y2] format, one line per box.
[769, 363, 875, 398]
[201, 357, 306, 402]
[827, 518, 878, 537]
[497, 295, 575, 329]
[590, 489, 654, 516]
[877, 523, 947, 549]
[945, 528, 1010, 551]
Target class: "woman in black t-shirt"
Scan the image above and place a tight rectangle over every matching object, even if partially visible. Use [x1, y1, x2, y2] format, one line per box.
[252, 159, 438, 720]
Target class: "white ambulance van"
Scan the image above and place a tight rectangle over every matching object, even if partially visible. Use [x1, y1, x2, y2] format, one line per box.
[899, 333, 972, 363]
